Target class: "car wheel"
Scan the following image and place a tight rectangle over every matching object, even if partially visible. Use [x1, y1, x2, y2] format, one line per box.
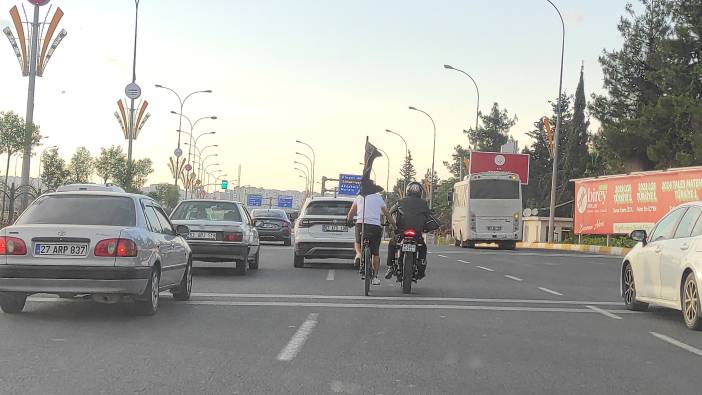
[294, 253, 304, 268]
[135, 268, 160, 316]
[284, 238, 292, 246]
[0, 292, 27, 314]
[623, 263, 648, 311]
[249, 249, 260, 270]
[682, 272, 702, 330]
[172, 258, 193, 301]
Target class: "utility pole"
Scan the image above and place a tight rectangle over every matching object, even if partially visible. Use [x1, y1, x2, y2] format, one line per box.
[124, 0, 142, 191]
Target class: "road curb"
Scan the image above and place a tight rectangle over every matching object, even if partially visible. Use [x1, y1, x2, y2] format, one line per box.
[517, 242, 630, 256]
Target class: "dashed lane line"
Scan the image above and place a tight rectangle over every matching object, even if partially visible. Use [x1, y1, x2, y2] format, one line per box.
[276, 313, 319, 361]
[650, 332, 702, 356]
[475, 266, 494, 272]
[326, 270, 335, 281]
[538, 287, 564, 296]
[586, 305, 622, 320]
[457, 260, 470, 264]
[438, 254, 448, 258]
[504, 275, 523, 282]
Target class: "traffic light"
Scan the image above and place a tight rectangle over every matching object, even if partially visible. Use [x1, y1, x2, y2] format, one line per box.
[221, 180, 228, 190]
[543, 116, 554, 158]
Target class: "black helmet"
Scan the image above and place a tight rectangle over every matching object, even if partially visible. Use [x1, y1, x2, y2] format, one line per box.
[406, 181, 423, 198]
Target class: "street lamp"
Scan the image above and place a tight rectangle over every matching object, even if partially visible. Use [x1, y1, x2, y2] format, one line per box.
[171, 111, 217, 198]
[545, 0, 565, 244]
[155, 84, 212, 188]
[385, 129, 409, 191]
[444, 64, 480, 145]
[202, 163, 220, 193]
[197, 145, 219, 181]
[377, 148, 390, 197]
[294, 168, 309, 193]
[295, 140, 316, 195]
[409, 106, 437, 210]
[295, 152, 313, 192]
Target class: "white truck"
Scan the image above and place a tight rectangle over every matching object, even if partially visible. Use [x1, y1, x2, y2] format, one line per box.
[449, 172, 523, 249]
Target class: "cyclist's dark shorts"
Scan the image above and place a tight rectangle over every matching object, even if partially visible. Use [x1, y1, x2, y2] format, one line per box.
[355, 224, 383, 256]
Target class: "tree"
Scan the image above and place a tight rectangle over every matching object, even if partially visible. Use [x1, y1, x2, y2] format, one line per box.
[147, 183, 180, 213]
[67, 147, 94, 184]
[0, 111, 41, 216]
[464, 103, 517, 152]
[392, 150, 417, 198]
[443, 145, 470, 179]
[95, 146, 126, 184]
[590, 0, 673, 172]
[114, 158, 153, 193]
[40, 148, 69, 191]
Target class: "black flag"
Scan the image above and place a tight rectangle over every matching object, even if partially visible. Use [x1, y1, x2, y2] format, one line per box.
[360, 136, 384, 196]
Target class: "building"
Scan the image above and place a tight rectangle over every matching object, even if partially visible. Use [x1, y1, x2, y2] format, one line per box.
[522, 217, 574, 243]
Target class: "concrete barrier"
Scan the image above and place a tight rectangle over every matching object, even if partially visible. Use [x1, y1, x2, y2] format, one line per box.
[517, 242, 630, 257]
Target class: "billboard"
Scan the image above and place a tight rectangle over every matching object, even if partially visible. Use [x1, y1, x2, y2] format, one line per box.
[469, 151, 530, 184]
[573, 167, 702, 235]
[339, 174, 362, 196]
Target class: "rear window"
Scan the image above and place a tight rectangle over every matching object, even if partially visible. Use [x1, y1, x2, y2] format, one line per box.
[304, 200, 352, 216]
[252, 209, 287, 219]
[171, 201, 242, 222]
[470, 179, 520, 200]
[16, 195, 136, 226]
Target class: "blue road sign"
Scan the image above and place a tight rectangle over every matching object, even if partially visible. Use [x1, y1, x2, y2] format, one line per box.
[278, 195, 293, 208]
[247, 194, 263, 207]
[339, 174, 362, 196]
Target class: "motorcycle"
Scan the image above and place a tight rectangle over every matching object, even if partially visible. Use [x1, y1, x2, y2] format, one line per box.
[393, 228, 425, 294]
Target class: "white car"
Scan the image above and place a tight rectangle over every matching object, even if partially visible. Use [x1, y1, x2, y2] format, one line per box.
[0, 186, 192, 315]
[622, 202, 702, 330]
[293, 196, 356, 268]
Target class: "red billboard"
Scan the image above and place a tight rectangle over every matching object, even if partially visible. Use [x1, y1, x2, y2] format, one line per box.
[469, 151, 530, 184]
[574, 167, 702, 235]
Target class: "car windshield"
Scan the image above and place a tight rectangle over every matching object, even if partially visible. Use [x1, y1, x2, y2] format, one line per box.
[252, 209, 287, 219]
[171, 202, 242, 222]
[470, 179, 520, 200]
[305, 201, 353, 216]
[16, 195, 136, 226]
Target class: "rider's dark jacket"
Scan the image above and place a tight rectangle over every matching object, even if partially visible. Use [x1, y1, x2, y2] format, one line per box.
[391, 196, 430, 234]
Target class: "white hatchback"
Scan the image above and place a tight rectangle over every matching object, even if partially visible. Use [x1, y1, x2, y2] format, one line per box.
[293, 196, 356, 268]
[622, 202, 702, 330]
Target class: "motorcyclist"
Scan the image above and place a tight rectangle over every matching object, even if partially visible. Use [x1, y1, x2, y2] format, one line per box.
[385, 182, 431, 280]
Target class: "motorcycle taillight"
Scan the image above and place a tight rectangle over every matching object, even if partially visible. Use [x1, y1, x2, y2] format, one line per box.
[403, 229, 417, 238]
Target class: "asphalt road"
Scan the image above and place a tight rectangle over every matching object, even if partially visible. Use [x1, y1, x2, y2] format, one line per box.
[1, 244, 701, 394]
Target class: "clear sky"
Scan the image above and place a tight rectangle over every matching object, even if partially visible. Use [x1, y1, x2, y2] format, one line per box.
[0, 0, 636, 191]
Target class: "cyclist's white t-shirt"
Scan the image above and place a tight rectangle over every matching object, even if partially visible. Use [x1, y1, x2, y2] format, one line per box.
[354, 193, 386, 226]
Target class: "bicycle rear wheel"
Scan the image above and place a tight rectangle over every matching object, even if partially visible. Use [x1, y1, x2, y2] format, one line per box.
[364, 246, 372, 296]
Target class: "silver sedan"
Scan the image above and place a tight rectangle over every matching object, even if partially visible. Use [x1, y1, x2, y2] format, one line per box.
[170, 199, 260, 275]
[0, 189, 192, 315]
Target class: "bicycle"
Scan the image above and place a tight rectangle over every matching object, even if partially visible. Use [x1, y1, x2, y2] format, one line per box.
[350, 219, 373, 296]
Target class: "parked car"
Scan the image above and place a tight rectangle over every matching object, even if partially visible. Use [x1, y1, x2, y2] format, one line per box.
[293, 196, 355, 268]
[170, 200, 260, 274]
[0, 185, 192, 315]
[252, 209, 292, 246]
[623, 202, 702, 330]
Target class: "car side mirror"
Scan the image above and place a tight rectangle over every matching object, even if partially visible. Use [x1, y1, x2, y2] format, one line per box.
[630, 230, 647, 245]
[175, 225, 190, 237]
[447, 191, 454, 205]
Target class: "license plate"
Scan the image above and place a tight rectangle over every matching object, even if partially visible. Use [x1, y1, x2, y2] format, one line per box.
[487, 226, 503, 231]
[260, 223, 276, 229]
[323, 225, 348, 232]
[34, 243, 88, 257]
[189, 231, 217, 240]
[401, 244, 417, 252]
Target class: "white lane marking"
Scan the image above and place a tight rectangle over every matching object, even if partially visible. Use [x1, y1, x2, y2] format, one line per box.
[504, 275, 523, 282]
[586, 305, 622, 320]
[326, 270, 335, 281]
[650, 332, 702, 356]
[276, 313, 319, 361]
[475, 266, 494, 272]
[186, 300, 639, 314]
[538, 287, 564, 296]
[428, 251, 617, 259]
[457, 259, 470, 264]
[438, 254, 448, 258]
[29, 294, 623, 306]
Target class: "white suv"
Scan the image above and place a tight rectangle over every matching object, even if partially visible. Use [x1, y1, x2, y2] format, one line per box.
[293, 196, 355, 267]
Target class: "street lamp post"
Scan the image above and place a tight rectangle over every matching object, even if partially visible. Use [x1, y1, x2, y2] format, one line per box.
[294, 168, 309, 194]
[444, 64, 480, 146]
[172, 112, 216, 198]
[295, 152, 313, 193]
[409, 106, 437, 210]
[377, 148, 390, 197]
[155, 84, 212, 189]
[385, 129, 409, 191]
[293, 161, 311, 187]
[200, 153, 218, 183]
[545, 0, 565, 244]
[295, 140, 316, 195]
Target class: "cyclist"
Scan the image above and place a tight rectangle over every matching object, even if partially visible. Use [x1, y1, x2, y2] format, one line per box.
[346, 192, 396, 286]
[385, 182, 431, 280]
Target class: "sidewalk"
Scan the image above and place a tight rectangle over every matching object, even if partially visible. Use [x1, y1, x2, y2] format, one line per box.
[517, 242, 630, 257]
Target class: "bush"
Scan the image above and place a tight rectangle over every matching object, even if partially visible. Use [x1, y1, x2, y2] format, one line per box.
[563, 235, 636, 248]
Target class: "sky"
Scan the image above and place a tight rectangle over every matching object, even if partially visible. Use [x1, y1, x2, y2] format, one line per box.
[0, 0, 637, 191]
